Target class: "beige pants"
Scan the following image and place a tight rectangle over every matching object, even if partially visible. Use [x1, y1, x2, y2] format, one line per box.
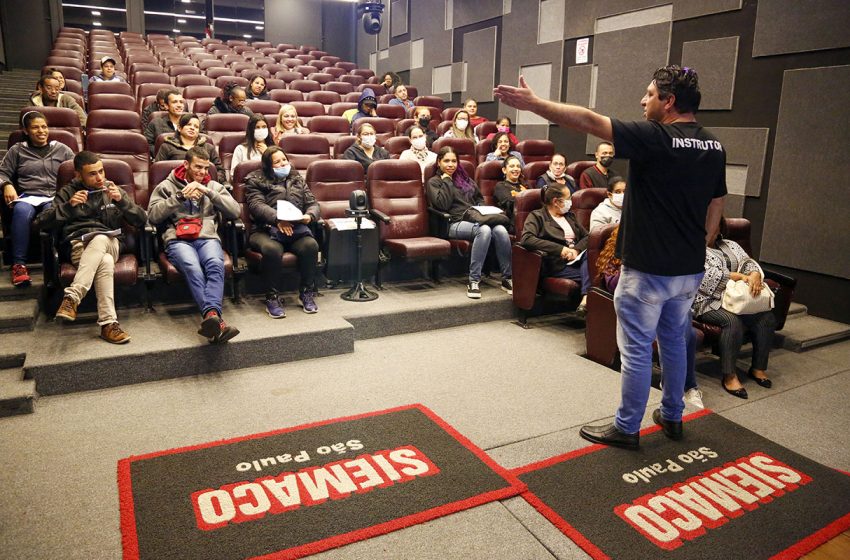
[64, 235, 120, 326]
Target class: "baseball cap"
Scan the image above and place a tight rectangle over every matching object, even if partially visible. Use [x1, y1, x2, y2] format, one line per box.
[100, 55, 117, 66]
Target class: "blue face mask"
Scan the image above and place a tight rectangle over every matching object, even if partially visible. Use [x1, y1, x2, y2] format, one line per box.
[273, 165, 291, 179]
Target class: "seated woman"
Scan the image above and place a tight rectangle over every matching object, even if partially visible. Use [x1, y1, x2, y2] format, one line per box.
[692, 217, 776, 399]
[246, 74, 271, 100]
[388, 84, 415, 114]
[154, 113, 227, 185]
[244, 146, 321, 317]
[231, 114, 270, 177]
[426, 146, 512, 299]
[411, 106, 438, 149]
[343, 123, 389, 174]
[442, 109, 478, 143]
[379, 72, 402, 95]
[44, 67, 67, 91]
[519, 182, 590, 314]
[272, 104, 310, 144]
[493, 155, 526, 221]
[0, 111, 75, 286]
[536, 153, 576, 194]
[485, 116, 519, 144]
[462, 98, 487, 129]
[589, 176, 626, 232]
[485, 132, 525, 167]
[399, 125, 436, 180]
[206, 82, 254, 118]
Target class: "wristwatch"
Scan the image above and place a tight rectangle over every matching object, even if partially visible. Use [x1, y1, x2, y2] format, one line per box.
[175, 190, 186, 201]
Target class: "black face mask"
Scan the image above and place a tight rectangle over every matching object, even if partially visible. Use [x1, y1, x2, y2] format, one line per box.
[599, 156, 614, 168]
[418, 117, 430, 127]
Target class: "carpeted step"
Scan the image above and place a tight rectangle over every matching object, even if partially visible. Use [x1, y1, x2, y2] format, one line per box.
[0, 367, 36, 416]
[777, 314, 850, 352]
[0, 299, 39, 333]
[787, 301, 807, 318]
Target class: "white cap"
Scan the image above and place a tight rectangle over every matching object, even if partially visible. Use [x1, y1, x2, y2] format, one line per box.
[100, 55, 117, 66]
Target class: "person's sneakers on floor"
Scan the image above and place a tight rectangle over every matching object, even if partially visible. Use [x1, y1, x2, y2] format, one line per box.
[684, 387, 705, 409]
[100, 322, 131, 344]
[299, 290, 318, 313]
[500, 277, 513, 295]
[265, 295, 286, 319]
[11, 264, 31, 287]
[467, 281, 481, 299]
[55, 296, 78, 322]
[198, 310, 221, 339]
[212, 317, 240, 344]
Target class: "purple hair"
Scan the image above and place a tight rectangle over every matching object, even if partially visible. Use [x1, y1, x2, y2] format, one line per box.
[436, 146, 475, 195]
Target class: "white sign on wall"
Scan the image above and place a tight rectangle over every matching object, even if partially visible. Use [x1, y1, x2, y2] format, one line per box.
[576, 37, 589, 64]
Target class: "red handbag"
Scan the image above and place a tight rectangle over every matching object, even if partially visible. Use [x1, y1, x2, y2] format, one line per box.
[175, 217, 203, 240]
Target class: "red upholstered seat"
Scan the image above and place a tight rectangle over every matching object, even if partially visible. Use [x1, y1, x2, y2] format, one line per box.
[352, 69, 375, 80]
[274, 70, 304, 84]
[307, 116, 352, 151]
[517, 139, 555, 163]
[244, 99, 281, 116]
[567, 160, 596, 185]
[306, 90, 341, 106]
[333, 136, 357, 159]
[351, 117, 395, 144]
[87, 94, 136, 112]
[19, 106, 82, 149]
[205, 113, 250, 132]
[88, 81, 133, 97]
[265, 79, 285, 91]
[306, 159, 365, 220]
[522, 161, 551, 189]
[342, 92, 362, 103]
[290, 101, 326, 118]
[335, 62, 357, 73]
[270, 89, 304, 104]
[7, 129, 80, 153]
[432, 137, 476, 167]
[278, 134, 331, 175]
[86, 130, 150, 199]
[203, 65, 232, 77]
[175, 74, 212, 87]
[384, 136, 411, 158]
[192, 98, 215, 114]
[86, 109, 142, 134]
[474, 140, 491, 164]
[215, 75, 248, 89]
[132, 71, 170, 91]
[290, 79, 322, 94]
[340, 74, 365, 87]
[571, 188, 607, 231]
[324, 68, 346, 80]
[307, 72, 334, 85]
[473, 160, 504, 206]
[294, 65, 319, 77]
[323, 81, 354, 95]
[213, 133, 247, 180]
[367, 159, 450, 284]
[376, 103, 407, 120]
[168, 65, 202, 78]
[474, 121, 498, 140]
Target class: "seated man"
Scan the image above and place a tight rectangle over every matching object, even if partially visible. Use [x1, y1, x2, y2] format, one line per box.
[520, 182, 590, 314]
[144, 88, 184, 156]
[52, 151, 147, 343]
[579, 141, 615, 189]
[89, 56, 126, 83]
[29, 74, 87, 126]
[148, 146, 241, 343]
[589, 176, 626, 232]
[141, 86, 172, 130]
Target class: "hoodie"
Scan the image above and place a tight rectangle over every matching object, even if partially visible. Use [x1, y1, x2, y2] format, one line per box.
[350, 88, 378, 132]
[0, 140, 75, 197]
[153, 134, 227, 185]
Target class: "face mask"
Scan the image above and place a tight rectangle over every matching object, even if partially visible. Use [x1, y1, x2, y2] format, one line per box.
[361, 134, 377, 147]
[254, 128, 268, 142]
[497, 125, 510, 133]
[550, 169, 564, 179]
[599, 156, 614, 168]
[411, 136, 427, 150]
[558, 199, 572, 215]
[418, 117, 430, 127]
[455, 119, 469, 131]
[612, 192, 624, 207]
[273, 165, 291, 179]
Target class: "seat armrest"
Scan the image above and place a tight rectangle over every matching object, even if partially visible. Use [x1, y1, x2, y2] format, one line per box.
[763, 267, 796, 331]
[511, 243, 543, 311]
[369, 208, 391, 223]
[39, 229, 60, 290]
[427, 206, 451, 238]
[585, 287, 619, 369]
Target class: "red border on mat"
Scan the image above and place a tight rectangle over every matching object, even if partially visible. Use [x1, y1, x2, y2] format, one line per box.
[117, 403, 525, 560]
[510, 408, 850, 560]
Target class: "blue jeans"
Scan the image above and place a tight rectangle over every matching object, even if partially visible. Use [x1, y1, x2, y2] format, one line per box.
[11, 201, 51, 265]
[165, 238, 225, 316]
[448, 221, 511, 283]
[613, 266, 704, 434]
[549, 254, 591, 295]
[658, 320, 700, 391]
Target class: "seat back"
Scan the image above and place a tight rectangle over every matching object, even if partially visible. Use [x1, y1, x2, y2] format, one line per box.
[175, 74, 212, 87]
[474, 121, 498, 140]
[474, 139, 491, 164]
[414, 96, 444, 111]
[571, 188, 607, 231]
[215, 75, 249, 89]
[340, 74, 366, 87]
[278, 134, 331, 175]
[351, 117, 395, 143]
[432, 137, 476, 167]
[567, 160, 596, 185]
[204, 66, 233, 77]
[323, 80, 353, 94]
[422, 160, 475, 185]
[384, 136, 411, 158]
[270, 89, 304, 104]
[474, 160, 505, 206]
[19, 106, 82, 148]
[376, 103, 406, 120]
[244, 99, 281, 116]
[328, 102, 358, 117]
[86, 130, 150, 199]
[290, 79, 322, 93]
[333, 136, 357, 159]
[514, 187, 544, 239]
[88, 81, 133, 97]
[86, 109, 142, 133]
[441, 107, 461, 122]
[523, 160, 550, 189]
[205, 113, 250, 132]
[306, 116, 351, 148]
[7, 129, 80, 153]
[87, 94, 136, 112]
[306, 159, 366, 219]
[306, 90, 341, 106]
[366, 159, 429, 240]
[214, 133, 247, 179]
[307, 72, 334, 85]
[517, 139, 555, 163]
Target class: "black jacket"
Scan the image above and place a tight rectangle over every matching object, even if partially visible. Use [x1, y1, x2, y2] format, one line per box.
[244, 169, 320, 233]
[493, 180, 525, 219]
[153, 134, 227, 185]
[520, 207, 588, 276]
[342, 143, 389, 174]
[426, 174, 483, 223]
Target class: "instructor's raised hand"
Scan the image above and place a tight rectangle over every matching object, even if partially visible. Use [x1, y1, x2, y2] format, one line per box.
[493, 76, 539, 111]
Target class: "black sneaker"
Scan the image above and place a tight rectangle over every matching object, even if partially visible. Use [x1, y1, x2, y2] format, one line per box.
[501, 278, 513, 295]
[467, 281, 481, 299]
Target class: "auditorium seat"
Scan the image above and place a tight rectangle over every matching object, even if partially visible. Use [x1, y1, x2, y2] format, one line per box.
[352, 69, 375, 80]
[335, 61, 357, 73]
[435, 121, 453, 136]
[191, 98, 215, 115]
[184, 85, 222, 102]
[522, 161, 550, 189]
[63, 79, 84, 97]
[307, 116, 352, 151]
[244, 99, 281, 116]
[376, 104, 406, 120]
[474, 121, 498, 140]
[323, 81, 354, 95]
[290, 80, 322, 94]
[19, 106, 82, 149]
[167, 65, 202, 81]
[441, 108, 461, 122]
[432, 138, 476, 167]
[567, 161, 596, 186]
[275, 70, 303, 84]
[342, 92, 362, 103]
[475, 140, 491, 165]
[278, 134, 331, 175]
[265, 79, 286, 91]
[306, 159, 365, 220]
[175, 74, 213, 87]
[290, 101, 326, 120]
[7, 129, 79, 153]
[86, 109, 142, 134]
[378, 94, 394, 104]
[340, 74, 366, 87]
[474, 160, 505, 206]
[129, 62, 163, 78]
[517, 139, 554, 163]
[202, 63, 231, 75]
[307, 72, 334, 85]
[352, 117, 395, 144]
[86, 130, 150, 197]
[366, 159, 451, 286]
[42, 65, 82, 82]
[324, 68, 346, 80]
[137, 83, 177, 105]
[215, 133, 247, 180]
[88, 81, 133, 97]
[384, 136, 410, 158]
[45, 56, 84, 71]
[571, 188, 607, 231]
[270, 89, 304, 104]
[215, 76, 249, 89]
[294, 65, 319, 77]
[306, 90, 341, 106]
[133, 71, 170, 94]
[414, 96, 444, 111]
[87, 94, 136, 112]
[333, 136, 357, 158]
[394, 118, 416, 137]
[205, 113, 250, 135]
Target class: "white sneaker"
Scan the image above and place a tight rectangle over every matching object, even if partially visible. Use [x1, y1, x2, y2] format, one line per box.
[467, 281, 481, 299]
[684, 387, 705, 409]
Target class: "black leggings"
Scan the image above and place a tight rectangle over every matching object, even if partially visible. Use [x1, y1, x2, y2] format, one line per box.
[249, 231, 319, 295]
[696, 308, 776, 376]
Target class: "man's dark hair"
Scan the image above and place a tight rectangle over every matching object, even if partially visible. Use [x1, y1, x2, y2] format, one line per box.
[544, 182, 569, 205]
[185, 145, 210, 164]
[596, 141, 613, 152]
[161, 87, 180, 104]
[74, 150, 100, 172]
[652, 65, 701, 114]
[38, 74, 59, 88]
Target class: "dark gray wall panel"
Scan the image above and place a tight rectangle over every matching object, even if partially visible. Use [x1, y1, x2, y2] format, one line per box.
[357, 28, 377, 68]
[761, 65, 850, 279]
[407, 0, 453, 95]
[498, 0, 563, 124]
[681, 36, 739, 110]
[389, 41, 412, 73]
[753, 0, 850, 57]
[391, 0, 409, 37]
[706, 127, 769, 197]
[453, 0, 503, 28]
[725, 194, 745, 218]
[451, 62, 466, 93]
[463, 27, 498, 102]
[516, 124, 551, 142]
[265, 0, 322, 52]
[565, 64, 593, 106]
[673, 0, 742, 21]
[587, 20, 671, 152]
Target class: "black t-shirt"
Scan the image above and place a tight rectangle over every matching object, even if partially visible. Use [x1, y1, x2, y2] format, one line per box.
[611, 119, 727, 276]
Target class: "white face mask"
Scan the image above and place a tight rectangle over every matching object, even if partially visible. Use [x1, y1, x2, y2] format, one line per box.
[558, 199, 572, 215]
[611, 192, 624, 207]
[455, 119, 469, 131]
[361, 134, 377, 147]
[254, 127, 268, 142]
[411, 136, 427, 150]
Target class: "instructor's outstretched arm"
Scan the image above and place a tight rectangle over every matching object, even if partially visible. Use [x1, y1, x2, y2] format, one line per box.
[494, 76, 613, 141]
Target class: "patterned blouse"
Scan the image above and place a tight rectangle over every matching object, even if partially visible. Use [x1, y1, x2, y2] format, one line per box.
[692, 239, 761, 317]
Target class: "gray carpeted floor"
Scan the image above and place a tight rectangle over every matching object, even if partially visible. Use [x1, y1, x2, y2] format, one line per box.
[0, 319, 848, 559]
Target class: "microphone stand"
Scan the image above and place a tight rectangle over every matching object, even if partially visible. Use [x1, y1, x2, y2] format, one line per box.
[341, 208, 378, 301]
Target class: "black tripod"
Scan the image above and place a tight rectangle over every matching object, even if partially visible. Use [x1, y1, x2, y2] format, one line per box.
[341, 208, 378, 302]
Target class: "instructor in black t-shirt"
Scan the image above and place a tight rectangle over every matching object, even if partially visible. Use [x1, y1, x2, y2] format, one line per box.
[495, 66, 725, 449]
